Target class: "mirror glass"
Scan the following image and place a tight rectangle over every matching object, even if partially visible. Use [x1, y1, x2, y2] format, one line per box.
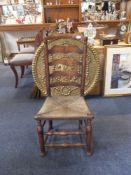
[81, 0, 95, 13]
[0, 0, 42, 24]
[81, 0, 121, 21]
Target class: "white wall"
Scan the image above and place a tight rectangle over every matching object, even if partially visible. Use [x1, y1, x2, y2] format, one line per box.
[0, 30, 38, 62]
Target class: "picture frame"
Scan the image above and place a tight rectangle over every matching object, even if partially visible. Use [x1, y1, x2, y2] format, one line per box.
[104, 45, 131, 96]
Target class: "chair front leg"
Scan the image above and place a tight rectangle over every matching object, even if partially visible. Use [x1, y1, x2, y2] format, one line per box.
[10, 65, 19, 88]
[86, 119, 93, 156]
[37, 120, 45, 157]
[79, 120, 83, 129]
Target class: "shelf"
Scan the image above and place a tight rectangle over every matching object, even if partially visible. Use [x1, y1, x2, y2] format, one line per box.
[0, 3, 40, 6]
[0, 24, 44, 31]
[81, 19, 131, 23]
[0, 20, 130, 31]
[43, 0, 80, 23]
[80, 20, 131, 27]
[43, 4, 79, 8]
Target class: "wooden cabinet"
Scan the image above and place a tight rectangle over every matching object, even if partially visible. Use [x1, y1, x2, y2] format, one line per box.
[0, 0, 131, 31]
[0, 0, 81, 24]
[43, 0, 81, 23]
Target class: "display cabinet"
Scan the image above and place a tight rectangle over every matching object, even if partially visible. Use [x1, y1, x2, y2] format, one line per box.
[81, 0, 131, 22]
[43, 0, 81, 23]
[0, 0, 131, 32]
[0, 0, 43, 25]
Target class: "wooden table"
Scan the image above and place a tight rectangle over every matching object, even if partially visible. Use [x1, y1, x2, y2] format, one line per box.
[17, 37, 36, 51]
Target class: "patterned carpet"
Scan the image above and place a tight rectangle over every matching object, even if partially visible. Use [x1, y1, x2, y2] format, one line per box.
[0, 63, 131, 175]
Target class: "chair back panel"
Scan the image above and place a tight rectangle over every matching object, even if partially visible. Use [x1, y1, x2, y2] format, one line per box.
[43, 34, 87, 96]
[48, 45, 84, 54]
[32, 34, 100, 96]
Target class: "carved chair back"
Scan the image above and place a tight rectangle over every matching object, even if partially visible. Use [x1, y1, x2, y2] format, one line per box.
[43, 34, 87, 96]
[32, 34, 100, 96]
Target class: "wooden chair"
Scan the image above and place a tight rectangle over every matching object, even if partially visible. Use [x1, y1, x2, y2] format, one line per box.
[32, 33, 100, 156]
[9, 53, 34, 88]
[9, 29, 43, 88]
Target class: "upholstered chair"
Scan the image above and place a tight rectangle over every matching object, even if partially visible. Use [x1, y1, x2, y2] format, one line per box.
[8, 29, 43, 88]
[9, 53, 34, 88]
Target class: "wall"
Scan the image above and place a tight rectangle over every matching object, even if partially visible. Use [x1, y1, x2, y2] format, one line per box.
[0, 30, 38, 62]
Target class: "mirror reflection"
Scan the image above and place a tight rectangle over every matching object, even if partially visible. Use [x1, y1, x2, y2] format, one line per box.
[0, 0, 42, 24]
[81, 0, 122, 21]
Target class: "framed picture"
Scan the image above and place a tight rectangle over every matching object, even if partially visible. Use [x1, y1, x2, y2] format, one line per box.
[104, 45, 131, 96]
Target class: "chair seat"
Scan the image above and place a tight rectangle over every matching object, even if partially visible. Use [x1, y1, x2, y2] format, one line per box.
[35, 96, 93, 120]
[10, 54, 34, 65]
[19, 47, 35, 54]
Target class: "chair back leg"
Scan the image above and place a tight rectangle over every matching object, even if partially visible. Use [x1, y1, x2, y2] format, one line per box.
[86, 119, 93, 155]
[37, 120, 46, 157]
[10, 65, 19, 88]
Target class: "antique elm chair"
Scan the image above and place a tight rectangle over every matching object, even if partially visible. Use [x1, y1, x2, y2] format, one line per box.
[32, 33, 100, 156]
[8, 29, 43, 88]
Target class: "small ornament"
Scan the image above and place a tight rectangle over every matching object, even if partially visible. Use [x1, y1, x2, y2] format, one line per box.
[56, 19, 66, 33]
[84, 23, 96, 45]
[66, 18, 72, 33]
[119, 23, 127, 41]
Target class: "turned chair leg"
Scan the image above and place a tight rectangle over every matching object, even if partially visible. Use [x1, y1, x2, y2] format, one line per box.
[37, 120, 45, 157]
[20, 65, 25, 78]
[79, 120, 83, 129]
[10, 65, 19, 88]
[86, 119, 93, 156]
